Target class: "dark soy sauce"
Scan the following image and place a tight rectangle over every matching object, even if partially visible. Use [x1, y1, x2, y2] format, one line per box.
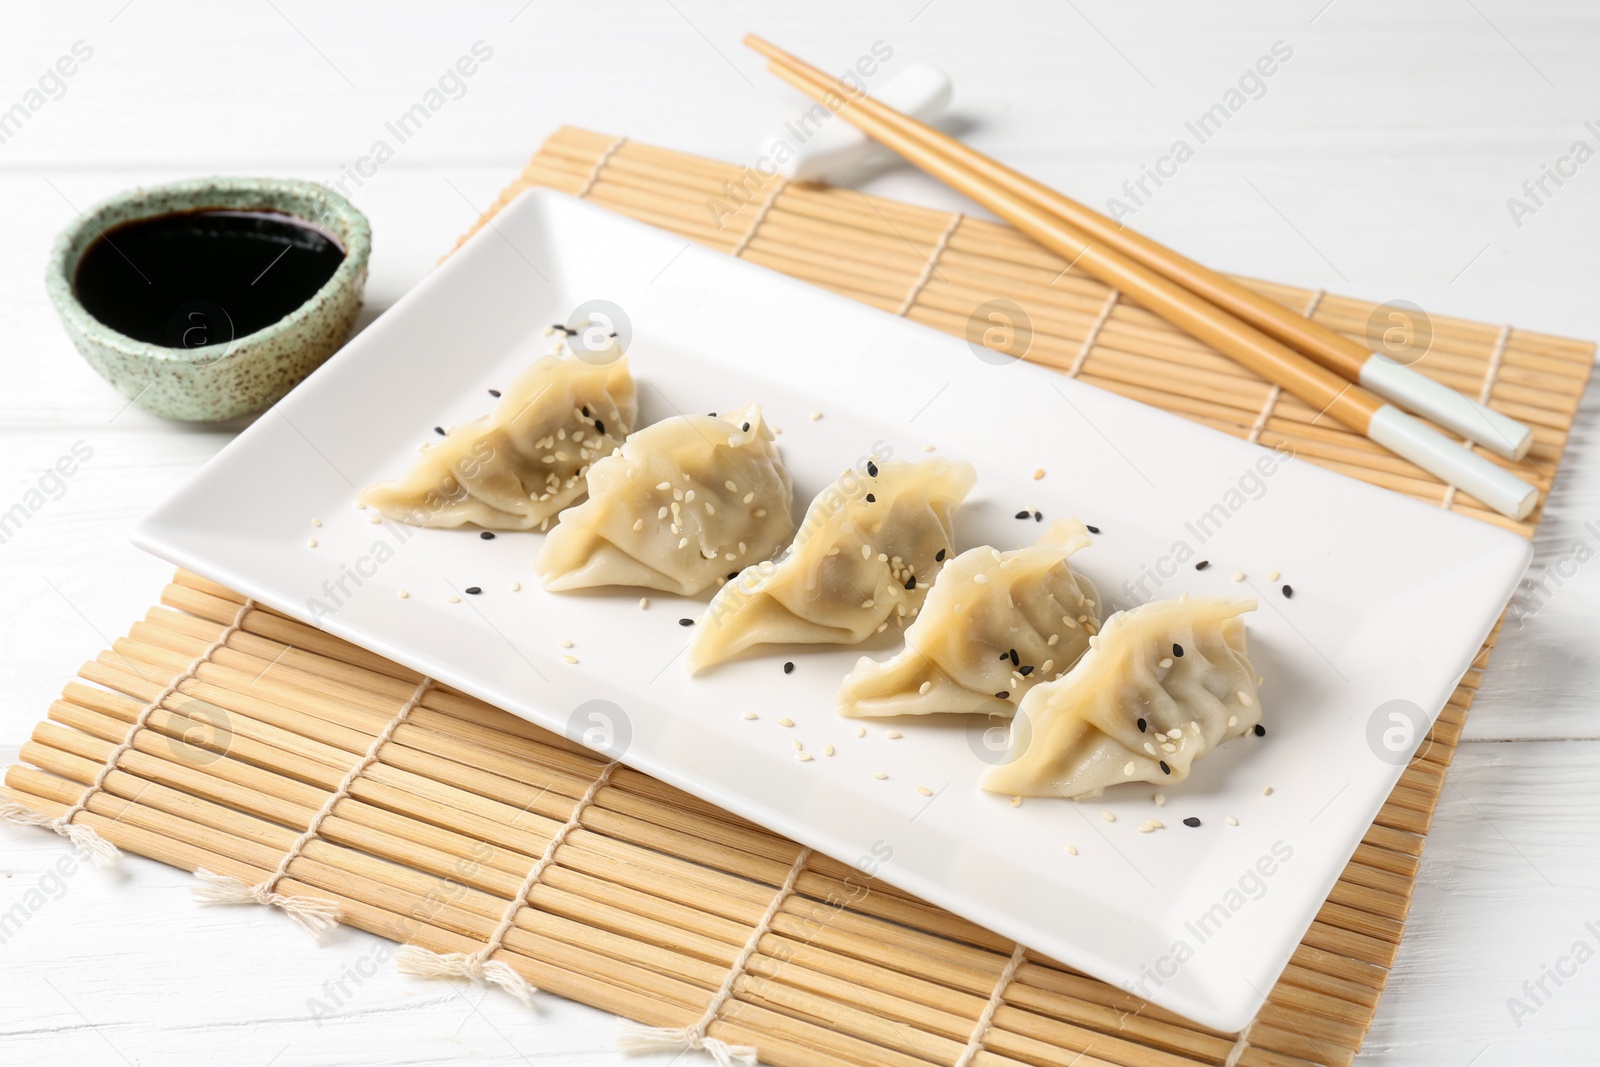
[74, 210, 345, 351]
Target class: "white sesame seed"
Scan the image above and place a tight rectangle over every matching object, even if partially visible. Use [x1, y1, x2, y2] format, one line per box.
[861, 544, 872, 560]
[1123, 761, 1136, 776]
[678, 537, 689, 549]
[742, 711, 758, 720]
[307, 538, 317, 548]
[824, 745, 835, 756]
[368, 514, 383, 523]
[873, 771, 887, 780]
[1227, 715, 1238, 727]
[1263, 785, 1274, 796]
[639, 597, 649, 610]
[797, 752, 814, 762]
[1047, 634, 1060, 646]
[1225, 815, 1239, 826]
[922, 444, 935, 452]
[791, 739, 803, 751]
[855, 727, 866, 738]
[1143, 742, 1157, 755]
[1238, 691, 1255, 707]
[310, 518, 322, 527]
[633, 518, 643, 530]
[778, 717, 795, 728]
[754, 508, 767, 517]
[1232, 570, 1245, 582]
[656, 481, 671, 491]
[1064, 844, 1077, 856]
[562, 655, 578, 664]
[918, 681, 932, 695]
[1167, 728, 1183, 739]
[724, 480, 738, 492]
[558, 639, 573, 649]
[1268, 570, 1281, 581]
[916, 785, 932, 796]
[1033, 468, 1045, 480]
[1101, 810, 1116, 823]
[886, 730, 903, 740]
[743, 493, 755, 504]
[1162, 742, 1177, 754]
[1138, 819, 1164, 833]
[685, 490, 696, 503]
[809, 410, 822, 421]
[397, 590, 409, 599]
[973, 573, 990, 584]
[354, 502, 366, 510]
[657, 506, 668, 519]
[446, 594, 461, 604]
[1153, 793, 1166, 806]
[1011, 796, 1022, 808]
[1158, 657, 1173, 669]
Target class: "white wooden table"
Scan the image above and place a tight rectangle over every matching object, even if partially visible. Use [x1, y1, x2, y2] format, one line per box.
[3, 2, 1597, 1063]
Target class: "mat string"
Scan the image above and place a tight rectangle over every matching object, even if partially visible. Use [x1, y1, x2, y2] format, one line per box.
[894, 212, 963, 317]
[397, 760, 620, 1006]
[617, 846, 812, 1065]
[0, 597, 255, 867]
[729, 178, 786, 257]
[1441, 322, 1514, 511]
[192, 675, 435, 936]
[575, 136, 627, 198]
[1066, 289, 1120, 378]
[1223, 1019, 1255, 1067]
[951, 941, 1027, 1067]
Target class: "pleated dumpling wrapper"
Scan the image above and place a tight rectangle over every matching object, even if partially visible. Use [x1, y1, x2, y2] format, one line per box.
[535, 401, 795, 597]
[981, 596, 1261, 799]
[688, 456, 977, 672]
[357, 351, 636, 530]
[836, 520, 1101, 718]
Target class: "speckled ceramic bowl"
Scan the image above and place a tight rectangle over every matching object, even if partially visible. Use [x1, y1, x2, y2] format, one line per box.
[47, 177, 370, 422]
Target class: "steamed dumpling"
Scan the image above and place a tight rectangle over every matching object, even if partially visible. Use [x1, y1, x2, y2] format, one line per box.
[836, 520, 1101, 718]
[981, 596, 1260, 799]
[688, 457, 977, 672]
[535, 402, 794, 596]
[357, 350, 636, 530]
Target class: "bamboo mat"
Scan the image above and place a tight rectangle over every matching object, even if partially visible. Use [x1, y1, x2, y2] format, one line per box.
[6, 127, 1595, 1067]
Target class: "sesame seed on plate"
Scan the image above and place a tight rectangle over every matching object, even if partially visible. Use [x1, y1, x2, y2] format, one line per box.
[1238, 691, 1255, 707]
[446, 594, 461, 604]
[397, 590, 409, 599]
[918, 681, 931, 695]
[778, 717, 795, 728]
[639, 597, 649, 609]
[886, 730, 903, 739]
[1153, 793, 1166, 806]
[855, 727, 866, 738]
[1254, 724, 1267, 737]
[1182, 817, 1201, 828]
[310, 518, 322, 527]
[809, 410, 822, 421]
[1159, 761, 1171, 775]
[916, 785, 932, 796]
[562, 655, 578, 665]
[465, 586, 481, 595]
[480, 531, 495, 540]
[558, 639, 573, 649]
[307, 538, 317, 548]
[1033, 468, 1045, 480]
[678, 617, 694, 626]
[1232, 571, 1245, 582]
[1064, 844, 1077, 855]
[1138, 819, 1163, 833]
[1101, 810, 1116, 822]
[742, 711, 758, 720]
[1195, 560, 1210, 571]
[1268, 570, 1281, 581]
[1011, 796, 1022, 808]
[1282, 584, 1295, 598]
[873, 771, 887, 780]
[1227, 715, 1238, 727]
[1263, 785, 1274, 796]
[509, 581, 521, 592]
[824, 744, 835, 756]
[1225, 815, 1239, 826]
[792, 739, 803, 751]
[797, 753, 813, 762]
[368, 514, 383, 524]
[1123, 761, 1136, 776]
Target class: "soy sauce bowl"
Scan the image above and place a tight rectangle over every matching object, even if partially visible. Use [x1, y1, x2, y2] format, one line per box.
[46, 177, 371, 422]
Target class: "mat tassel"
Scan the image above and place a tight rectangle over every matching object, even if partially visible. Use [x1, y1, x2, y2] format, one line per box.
[616, 1020, 757, 1066]
[0, 799, 120, 867]
[192, 868, 342, 937]
[395, 945, 539, 1008]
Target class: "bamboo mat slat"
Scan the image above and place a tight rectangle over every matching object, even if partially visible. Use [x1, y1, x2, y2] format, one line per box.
[7, 127, 1594, 1067]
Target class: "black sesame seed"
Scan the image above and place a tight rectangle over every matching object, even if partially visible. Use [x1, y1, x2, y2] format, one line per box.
[608, 331, 618, 338]
[727, 571, 739, 580]
[1137, 717, 1147, 733]
[1182, 817, 1201, 828]
[998, 652, 1010, 661]
[464, 586, 482, 595]
[594, 419, 605, 434]
[489, 389, 502, 398]
[1033, 510, 1043, 522]
[783, 661, 795, 674]
[1159, 760, 1171, 775]
[867, 461, 878, 477]
[1009, 649, 1020, 666]
[904, 576, 916, 590]
[995, 691, 1009, 699]
[1195, 560, 1210, 571]
[1253, 723, 1266, 737]
[678, 617, 694, 626]
[1172, 643, 1184, 658]
[741, 422, 750, 432]
[1015, 510, 1031, 520]
[1018, 665, 1034, 676]
[866, 493, 876, 503]
[480, 531, 496, 540]
[708, 412, 717, 417]
[582, 405, 591, 417]
[1085, 524, 1100, 534]
[935, 548, 946, 562]
[433, 426, 446, 436]
[1282, 584, 1294, 599]
[553, 323, 575, 335]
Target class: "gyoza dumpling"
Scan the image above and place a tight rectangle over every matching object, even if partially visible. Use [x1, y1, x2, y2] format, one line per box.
[357, 350, 636, 530]
[688, 457, 977, 672]
[981, 596, 1260, 799]
[836, 520, 1101, 718]
[535, 402, 794, 596]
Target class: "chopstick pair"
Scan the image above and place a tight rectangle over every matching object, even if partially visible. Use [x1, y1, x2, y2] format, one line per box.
[744, 36, 1540, 522]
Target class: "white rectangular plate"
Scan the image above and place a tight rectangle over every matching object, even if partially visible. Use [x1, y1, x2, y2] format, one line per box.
[134, 189, 1529, 1031]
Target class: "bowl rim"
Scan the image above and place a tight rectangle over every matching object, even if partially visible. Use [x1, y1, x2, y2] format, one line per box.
[46, 175, 372, 367]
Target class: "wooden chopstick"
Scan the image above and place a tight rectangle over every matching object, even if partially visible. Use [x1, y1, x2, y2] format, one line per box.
[746, 36, 1531, 465]
[746, 36, 1539, 521]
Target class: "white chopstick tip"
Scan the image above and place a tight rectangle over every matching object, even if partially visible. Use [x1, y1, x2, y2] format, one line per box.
[1368, 405, 1539, 521]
